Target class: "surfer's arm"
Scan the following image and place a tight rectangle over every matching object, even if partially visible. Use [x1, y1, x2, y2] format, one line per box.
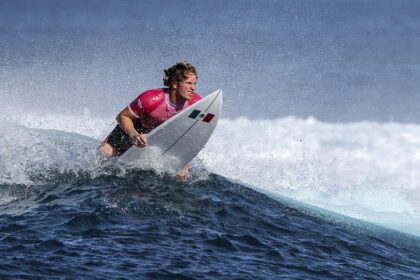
[117, 108, 147, 147]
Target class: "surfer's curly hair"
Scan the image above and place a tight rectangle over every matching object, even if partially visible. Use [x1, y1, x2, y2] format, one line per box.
[163, 61, 198, 87]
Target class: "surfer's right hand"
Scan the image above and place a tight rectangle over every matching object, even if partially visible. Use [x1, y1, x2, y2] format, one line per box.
[129, 131, 147, 147]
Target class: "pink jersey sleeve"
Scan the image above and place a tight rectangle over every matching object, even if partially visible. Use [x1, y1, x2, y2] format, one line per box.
[188, 93, 201, 106]
[128, 89, 165, 118]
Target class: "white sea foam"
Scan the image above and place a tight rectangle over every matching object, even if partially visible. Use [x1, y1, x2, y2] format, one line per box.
[200, 117, 420, 237]
[1, 113, 419, 236]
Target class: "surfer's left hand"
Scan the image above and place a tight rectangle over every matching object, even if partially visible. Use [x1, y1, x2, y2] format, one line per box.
[130, 132, 147, 147]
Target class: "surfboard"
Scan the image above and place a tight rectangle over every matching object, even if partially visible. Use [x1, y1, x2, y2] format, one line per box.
[116, 89, 223, 171]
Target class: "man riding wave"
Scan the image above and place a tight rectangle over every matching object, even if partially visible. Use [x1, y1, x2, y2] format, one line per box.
[99, 61, 201, 180]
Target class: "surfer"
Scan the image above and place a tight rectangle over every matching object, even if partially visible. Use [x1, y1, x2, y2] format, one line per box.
[99, 61, 201, 181]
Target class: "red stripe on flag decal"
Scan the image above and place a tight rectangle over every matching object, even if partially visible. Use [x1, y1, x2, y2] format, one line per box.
[202, 113, 215, 123]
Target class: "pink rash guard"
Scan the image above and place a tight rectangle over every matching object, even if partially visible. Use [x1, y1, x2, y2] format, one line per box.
[128, 88, 201, 133]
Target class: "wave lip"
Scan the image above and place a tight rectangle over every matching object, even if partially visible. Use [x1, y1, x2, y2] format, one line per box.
[0, 118, 101, 187]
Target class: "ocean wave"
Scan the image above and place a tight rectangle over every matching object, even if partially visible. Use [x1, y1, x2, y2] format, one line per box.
[2, 113, 420, 236]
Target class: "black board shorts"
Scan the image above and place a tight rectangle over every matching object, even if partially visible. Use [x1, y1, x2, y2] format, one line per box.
[105, 119, 146, 155]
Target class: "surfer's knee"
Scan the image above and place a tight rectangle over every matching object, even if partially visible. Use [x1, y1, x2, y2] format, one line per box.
[98, 142, 117, 158]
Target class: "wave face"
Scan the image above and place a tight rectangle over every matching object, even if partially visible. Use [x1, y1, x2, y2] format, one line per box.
[1, 161, 420, 279]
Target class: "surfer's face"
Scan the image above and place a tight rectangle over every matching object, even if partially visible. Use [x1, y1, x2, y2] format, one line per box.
[174, 73, 197, 100]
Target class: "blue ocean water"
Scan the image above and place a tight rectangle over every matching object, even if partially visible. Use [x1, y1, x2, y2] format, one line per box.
[1, 168, 419, 279]
[1, 0, 420, 279]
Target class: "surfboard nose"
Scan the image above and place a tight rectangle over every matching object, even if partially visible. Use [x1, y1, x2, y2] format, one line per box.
[215, 89, 223, 106]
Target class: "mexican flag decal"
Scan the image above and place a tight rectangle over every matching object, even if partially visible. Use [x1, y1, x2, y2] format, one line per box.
[189, 109, 215, 123]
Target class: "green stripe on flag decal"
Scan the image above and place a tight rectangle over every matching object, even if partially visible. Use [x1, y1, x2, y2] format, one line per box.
[189, 109, 201, 119]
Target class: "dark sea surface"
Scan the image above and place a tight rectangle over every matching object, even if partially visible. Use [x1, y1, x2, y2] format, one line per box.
[1, 170, 419, 279]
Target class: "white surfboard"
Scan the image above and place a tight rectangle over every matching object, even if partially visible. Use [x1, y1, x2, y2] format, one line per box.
[116, 89, 223, 171]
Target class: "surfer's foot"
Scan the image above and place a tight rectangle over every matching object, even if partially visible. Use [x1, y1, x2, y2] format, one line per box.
[176, 170, 191, 183]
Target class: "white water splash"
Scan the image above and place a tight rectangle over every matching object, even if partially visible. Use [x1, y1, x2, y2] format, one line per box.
[200, 117, 420, 237]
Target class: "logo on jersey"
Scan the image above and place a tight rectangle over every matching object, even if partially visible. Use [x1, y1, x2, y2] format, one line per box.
[189, 110, 215, 123]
